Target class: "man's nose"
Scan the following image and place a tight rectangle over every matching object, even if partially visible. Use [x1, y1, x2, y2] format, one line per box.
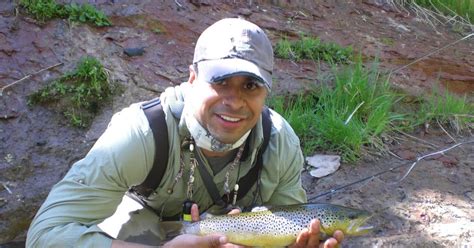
[222, 86, 244, 109]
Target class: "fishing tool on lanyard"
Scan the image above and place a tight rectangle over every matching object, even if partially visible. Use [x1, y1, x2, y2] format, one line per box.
[182, 137, 197, 222]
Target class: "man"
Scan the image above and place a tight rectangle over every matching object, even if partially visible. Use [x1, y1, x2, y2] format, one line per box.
[27, 18, 343, 247]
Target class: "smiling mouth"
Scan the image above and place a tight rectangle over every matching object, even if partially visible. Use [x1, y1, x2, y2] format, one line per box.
[218, 114, 242, 122]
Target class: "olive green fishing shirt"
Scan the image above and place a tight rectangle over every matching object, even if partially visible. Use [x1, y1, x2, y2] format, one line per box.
[26, 82, 307, 247]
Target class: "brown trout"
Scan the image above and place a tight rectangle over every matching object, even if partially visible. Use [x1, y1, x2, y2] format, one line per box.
[179, 203, 373, 247]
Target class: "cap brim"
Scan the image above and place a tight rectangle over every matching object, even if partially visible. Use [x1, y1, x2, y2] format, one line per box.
[197, 58, 272, 90]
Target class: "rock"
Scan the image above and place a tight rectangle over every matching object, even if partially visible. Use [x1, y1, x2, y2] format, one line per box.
[463, 191, 474, 202]
[35, 140, 47, 146]
[124, 47, 146, 57]
[306, 154, 341, 178]
[238, 8, 252, 17]
[387, 17, 410, 32]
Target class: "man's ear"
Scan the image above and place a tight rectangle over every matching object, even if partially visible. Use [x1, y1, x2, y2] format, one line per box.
[188, 64, 197, 84]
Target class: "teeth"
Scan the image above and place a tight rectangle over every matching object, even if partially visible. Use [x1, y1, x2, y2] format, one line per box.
[220, 115, 241, 122]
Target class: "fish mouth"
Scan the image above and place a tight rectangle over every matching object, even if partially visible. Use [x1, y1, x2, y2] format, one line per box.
[356, 224, 374, 233]
[347, 214, 374, 235]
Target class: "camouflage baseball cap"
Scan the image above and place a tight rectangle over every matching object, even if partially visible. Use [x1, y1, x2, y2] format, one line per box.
[193, 18, 273, 90]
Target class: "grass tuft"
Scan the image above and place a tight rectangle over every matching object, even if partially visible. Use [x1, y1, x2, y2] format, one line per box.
[269, 58, 405, 161]
[64, 3, 111, 26]
[412, 0, 474, 24]
[270, 56, 473, 162]
[275, 35, 353, 64]
[19, 0, 111, 26]
[417, 87, 474, 132]
[28, 56, 119, 128]
[19, 0, 65, 22]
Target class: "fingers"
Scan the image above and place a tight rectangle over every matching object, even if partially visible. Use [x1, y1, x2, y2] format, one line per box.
[292, 227, 309, 248]
[306, 219, 321, 248]
[290, 219, 344, 248]
[200, 234, 228, 248]
[322, 238, 338, 248]
[227, 208, 241, 215]
[219, 244, 248, 248]
[322, 230, 344, 248]
[333, 230, 344, 243]
[292, 219, 321, 248]
[191, 203, 200, 222]
[164, 234, 226, 248]
[292, 219, 322, 248]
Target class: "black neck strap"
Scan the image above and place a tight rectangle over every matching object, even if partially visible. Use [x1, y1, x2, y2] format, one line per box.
[194, 107, 272, 208]
[194, 149, 227, 206]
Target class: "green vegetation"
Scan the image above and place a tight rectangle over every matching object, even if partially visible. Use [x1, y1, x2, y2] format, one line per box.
[64, 3, 111, 26]
[19, 0, 64, 22]
[417, 87, 474, 133]
[269, 58, 472, 162]
[275, 35, 353, 64]
[270, 2, 473, 162]
[269, 59, 405, 161]
[411, 0, 474, 24]
[29, 57, 119, 128]
[19, 0, 111, 26]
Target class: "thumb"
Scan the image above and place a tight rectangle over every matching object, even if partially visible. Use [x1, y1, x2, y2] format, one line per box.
[200, 234, 228, 247]
[191, 203, 200, 222]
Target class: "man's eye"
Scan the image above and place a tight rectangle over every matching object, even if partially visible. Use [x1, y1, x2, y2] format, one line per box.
[244, 81, 259, 90]
[215, 80, 227, 85]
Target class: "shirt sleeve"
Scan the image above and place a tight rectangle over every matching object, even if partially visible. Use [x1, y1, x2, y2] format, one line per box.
[26, 105, 155, 247]
[260, 110, 307, 205]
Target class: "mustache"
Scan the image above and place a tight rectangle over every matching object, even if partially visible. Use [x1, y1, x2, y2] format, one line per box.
[213, 106, 252, 118]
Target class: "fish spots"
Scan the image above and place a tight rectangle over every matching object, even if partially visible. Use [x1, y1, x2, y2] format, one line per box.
[191, 203, 372, 246]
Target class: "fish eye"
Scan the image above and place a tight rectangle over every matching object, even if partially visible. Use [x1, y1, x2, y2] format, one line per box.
[348, 213, 358, 220]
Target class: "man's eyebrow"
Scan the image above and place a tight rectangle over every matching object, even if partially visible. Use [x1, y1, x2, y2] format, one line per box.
[247, 77, 264, 86]
[245, 77, 258, 83]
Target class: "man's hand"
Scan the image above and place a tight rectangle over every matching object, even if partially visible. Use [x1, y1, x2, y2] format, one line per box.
[163, 234, 229, 248]
[162, 204, 229, 247]
[187, 204, 248, 248]
[290, 219, 344, 248]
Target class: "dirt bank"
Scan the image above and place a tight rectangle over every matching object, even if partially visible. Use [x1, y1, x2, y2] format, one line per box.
[0, 1, 473, 247]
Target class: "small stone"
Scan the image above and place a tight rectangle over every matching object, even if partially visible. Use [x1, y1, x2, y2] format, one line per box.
[124, 47, 145, 57]
[464, 191, 474, 201]
[238, 8, 253, 17]
[4, 153, 14, 163]
[36, 140, 47, 146]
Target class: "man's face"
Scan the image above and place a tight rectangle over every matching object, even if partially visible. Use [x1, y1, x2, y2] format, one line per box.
[189, 73, 268, 144]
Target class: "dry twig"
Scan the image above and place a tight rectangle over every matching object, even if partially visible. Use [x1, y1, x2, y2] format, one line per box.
[396, 130, 439, 149]
[395, 141, 473, 182]
[0, 62, 63, 96]
[1, 182, 12, 194]
[437, 120, 457, 143]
